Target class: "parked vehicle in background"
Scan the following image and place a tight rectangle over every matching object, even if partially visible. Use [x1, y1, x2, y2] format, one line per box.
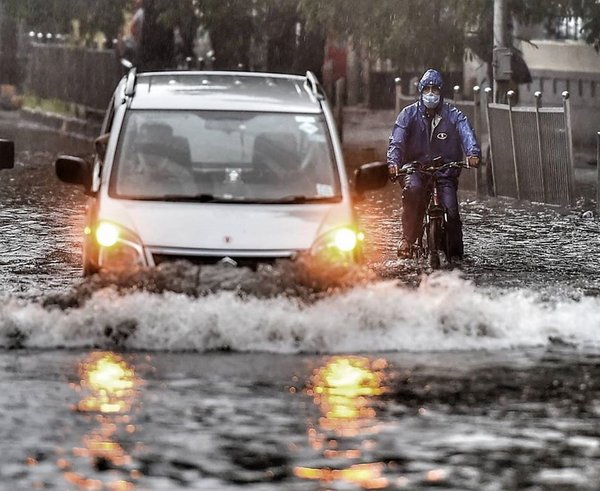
[0, 139, 14, 170]
[56, 70, 364, 275]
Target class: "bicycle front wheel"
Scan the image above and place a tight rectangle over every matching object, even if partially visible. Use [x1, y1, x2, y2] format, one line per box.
[427, 219, 441, 270]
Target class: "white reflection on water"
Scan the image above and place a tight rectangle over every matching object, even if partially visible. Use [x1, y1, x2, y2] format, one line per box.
[295, 356, 391, 489]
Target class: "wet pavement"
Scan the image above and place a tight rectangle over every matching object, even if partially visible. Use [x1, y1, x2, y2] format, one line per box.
[1, 122, 600, 489]
[5, 350, 600, 490]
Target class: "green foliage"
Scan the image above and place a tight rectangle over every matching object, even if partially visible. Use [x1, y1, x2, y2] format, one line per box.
[4, 0, 76, 33]
[6, 0, 600, 65]
[23, 93, 77, 117]
[79, 0, 128, 45]
[298, 0, 486, 71]
[298, 0, 600, 71]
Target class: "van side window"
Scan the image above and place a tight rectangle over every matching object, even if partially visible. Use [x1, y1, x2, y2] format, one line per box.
[101, 95, 116, 135]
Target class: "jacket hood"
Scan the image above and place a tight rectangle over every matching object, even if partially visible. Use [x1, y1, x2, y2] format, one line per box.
[418, 69, 444, 111]
[418, 69, 444, 92]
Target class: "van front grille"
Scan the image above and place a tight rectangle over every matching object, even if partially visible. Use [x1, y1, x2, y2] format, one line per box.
[152, 254, 281, 268]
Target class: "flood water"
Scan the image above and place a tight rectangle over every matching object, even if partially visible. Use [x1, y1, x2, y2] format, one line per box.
[2, 121, 600, 489]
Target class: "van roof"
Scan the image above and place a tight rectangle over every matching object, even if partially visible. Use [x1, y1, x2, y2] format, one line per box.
[126, 71, 324, 113]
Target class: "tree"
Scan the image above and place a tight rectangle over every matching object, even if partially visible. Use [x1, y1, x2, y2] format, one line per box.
[298, 0, 600, 74]
[4, 0, 77, 34]
[77, 0, 128, 47]
[150, 0, 323, 73]
[298, 0, 483, 72]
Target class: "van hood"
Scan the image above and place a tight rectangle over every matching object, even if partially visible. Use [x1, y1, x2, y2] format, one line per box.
[99, 200, 352, 253]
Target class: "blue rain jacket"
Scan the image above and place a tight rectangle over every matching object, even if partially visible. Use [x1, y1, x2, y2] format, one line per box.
[387, 69, 481, 177]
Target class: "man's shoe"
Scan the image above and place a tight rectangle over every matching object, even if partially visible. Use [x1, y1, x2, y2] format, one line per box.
[397, 238, 412, 259]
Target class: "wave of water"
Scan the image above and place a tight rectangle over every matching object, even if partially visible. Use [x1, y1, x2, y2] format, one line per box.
[1, 272, 598, 353]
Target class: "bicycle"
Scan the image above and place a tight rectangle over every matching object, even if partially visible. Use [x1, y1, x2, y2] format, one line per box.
[389, 157, 471, 270]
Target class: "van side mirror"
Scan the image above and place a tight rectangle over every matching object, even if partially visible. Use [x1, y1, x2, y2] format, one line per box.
[55, 155, 93, 192]
[0, 139, 14, 170]
[95, 133, 110, 160]
[354, 161, 389, 195]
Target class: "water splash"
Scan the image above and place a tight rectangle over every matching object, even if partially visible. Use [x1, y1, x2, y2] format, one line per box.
[1, 272, 599, 353]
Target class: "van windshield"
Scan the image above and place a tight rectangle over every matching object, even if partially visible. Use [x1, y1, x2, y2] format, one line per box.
[109, 110, 342, 203]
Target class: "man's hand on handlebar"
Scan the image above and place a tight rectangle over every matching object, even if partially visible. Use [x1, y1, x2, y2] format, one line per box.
[389, 158, 475, 181]
[388, 163, 399, 182]
[467, 155, 480, 168]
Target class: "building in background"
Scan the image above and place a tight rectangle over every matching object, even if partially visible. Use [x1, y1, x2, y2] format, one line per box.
[517, 17, 600, 153]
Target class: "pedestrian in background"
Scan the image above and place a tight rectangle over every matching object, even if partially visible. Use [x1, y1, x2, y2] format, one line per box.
[117, 0, 144, 65]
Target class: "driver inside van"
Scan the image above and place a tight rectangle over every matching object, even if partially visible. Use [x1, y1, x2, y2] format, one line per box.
[118, 122, 196, 197]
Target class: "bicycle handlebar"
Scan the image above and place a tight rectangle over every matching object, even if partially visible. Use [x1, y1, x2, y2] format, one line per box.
[389, 160, 470, 180]
[404, 160, 469, 173]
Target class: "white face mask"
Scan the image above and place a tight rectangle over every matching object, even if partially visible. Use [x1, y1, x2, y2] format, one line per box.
[422, 92, 440, 109]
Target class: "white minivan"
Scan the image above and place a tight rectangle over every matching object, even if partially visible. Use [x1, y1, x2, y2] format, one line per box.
[56, 70, 383, 275]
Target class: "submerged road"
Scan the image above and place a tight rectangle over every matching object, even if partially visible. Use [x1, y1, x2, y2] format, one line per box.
[1, 122, 600, 296]
[1, 122, 600, 489]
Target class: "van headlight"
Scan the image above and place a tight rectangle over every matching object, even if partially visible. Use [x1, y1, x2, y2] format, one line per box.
[96, 222, 120, 247]
[95, 221, 146, 270]
[310, 226, 364, 264]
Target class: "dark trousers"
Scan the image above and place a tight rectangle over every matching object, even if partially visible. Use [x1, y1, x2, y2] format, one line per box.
[401, 172, 464, 258]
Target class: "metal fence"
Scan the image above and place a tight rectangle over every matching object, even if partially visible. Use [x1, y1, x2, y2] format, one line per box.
[393, 80, 484, 194]
[26, 43, 121, 112]
[484, 89, 575, 205]
[523, 70, 600, 151]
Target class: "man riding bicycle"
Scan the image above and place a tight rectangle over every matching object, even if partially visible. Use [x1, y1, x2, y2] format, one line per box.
[387, 68, 481, 260]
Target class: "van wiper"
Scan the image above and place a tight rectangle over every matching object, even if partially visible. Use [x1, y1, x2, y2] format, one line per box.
[249, 195, 343, 204]
[149, 194, 342, 204]
[159, 194, 272, 203]
[158, 193, 221, 202]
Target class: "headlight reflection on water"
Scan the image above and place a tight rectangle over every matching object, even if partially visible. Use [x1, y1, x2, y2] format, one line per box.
[63, 352, 142, 490]
[77, 352, 137, 414]
[294, 356, 390, 489]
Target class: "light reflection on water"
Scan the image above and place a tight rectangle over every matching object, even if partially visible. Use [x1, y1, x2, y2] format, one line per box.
[77, 352, 137, 414]
[64, 352, 142, 490]
[295, 356, 390, 489]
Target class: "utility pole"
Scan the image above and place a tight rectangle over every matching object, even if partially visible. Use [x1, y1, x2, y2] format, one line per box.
[493, 0, 511, 103]
[493, 0, 507, 47]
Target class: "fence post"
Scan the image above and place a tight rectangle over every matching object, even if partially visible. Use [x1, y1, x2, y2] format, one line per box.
[507, 90, 521, 200]
[534, 91, 547, 202]
[562, 91, 575, 206]
[484, 86, 497, 197]
[335, 77, 345, 143]
[453, 85, 461, 102]
[597, 132, 600, 215]
[472, 86, 482, 196]
[394, 77, 402, 114]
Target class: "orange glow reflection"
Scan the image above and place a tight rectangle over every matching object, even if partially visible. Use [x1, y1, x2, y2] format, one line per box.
[66, 352, 141, 490]
[295, 356, 389, 489]
[312, 356, 386, 435]
[294, 462, 388, 488]
[78, 352, 137, 414]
